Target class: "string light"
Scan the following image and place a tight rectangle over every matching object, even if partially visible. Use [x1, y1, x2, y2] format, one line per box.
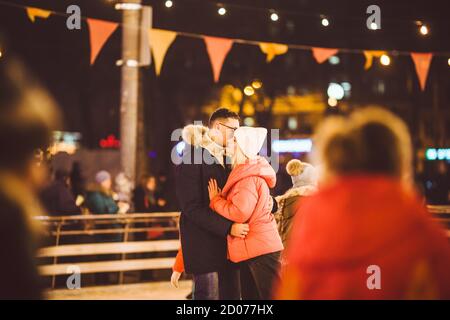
[270, 11, 279, 22]
[218, 7, 227, 16]
[448, 58, 450, 67]
[165, 0, 173, 8]
[252, 80, 263, 89]
[320, 15, 329, 27]
[244, 86, 255, 96]
[327, 83, 345, 100]
[380, 54, 391, 66]
[328, 98, 338, 107]
[419, 24, 429, 36]
[328, 56, 340, 65]
[370, 22, 378, 30]
[115, 3, 142, 10]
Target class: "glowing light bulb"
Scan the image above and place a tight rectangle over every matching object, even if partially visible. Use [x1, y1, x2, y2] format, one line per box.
[419, 24, 429, 35]
[328, 98, 338, 107]
[218, 7, 226, 15]
[270, 12, 279, 22]
[321, 18, 329, 27]
[380, 54, 390, 66]
[244, 86, 255, 96]
[251, 80, 262, 89]
[165, 1, 173, 8]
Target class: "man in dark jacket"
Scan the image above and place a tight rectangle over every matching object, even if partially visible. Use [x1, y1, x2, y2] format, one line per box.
[40, 169, 81, 216]
[176, 108, 247, 300]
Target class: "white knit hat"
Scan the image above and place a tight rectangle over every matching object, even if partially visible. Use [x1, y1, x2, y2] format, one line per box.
[234, 126, 267, 159]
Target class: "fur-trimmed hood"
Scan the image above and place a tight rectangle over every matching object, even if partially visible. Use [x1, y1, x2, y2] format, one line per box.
[181, 124, 225, 166]
[275, 185, 317, 214]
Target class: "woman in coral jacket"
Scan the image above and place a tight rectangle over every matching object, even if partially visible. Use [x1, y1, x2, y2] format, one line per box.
[171, 127, 283, 299]
[276, 107, 450, 300]
[207, 126, 284, 299]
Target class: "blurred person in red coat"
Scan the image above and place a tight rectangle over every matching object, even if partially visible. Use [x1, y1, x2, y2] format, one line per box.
[276, 107, 450, 300]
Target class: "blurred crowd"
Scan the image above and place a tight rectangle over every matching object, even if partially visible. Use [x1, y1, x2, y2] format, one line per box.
[39, 165, 170, 218]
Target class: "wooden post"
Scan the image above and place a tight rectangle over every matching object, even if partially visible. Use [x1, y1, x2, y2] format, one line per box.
[120, 0, 142, 185]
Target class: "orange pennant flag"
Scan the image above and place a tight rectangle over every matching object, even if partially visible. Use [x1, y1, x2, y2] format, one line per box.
[204, 36, 234, 83]
[148, 29, 177, 75]
[311, 47, 339, 64]
[87, 18, 118, 65]
[411, 53, 433, 91]
[259, 43, 288, 62]
[363, 50, 386, 69]
[26, 7, 51, 23]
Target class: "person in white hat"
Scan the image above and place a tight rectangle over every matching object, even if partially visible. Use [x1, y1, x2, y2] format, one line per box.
[207, 126, 284, 299]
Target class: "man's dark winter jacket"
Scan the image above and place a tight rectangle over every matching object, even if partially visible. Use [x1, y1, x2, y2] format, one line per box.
[175, 125, 233, 275]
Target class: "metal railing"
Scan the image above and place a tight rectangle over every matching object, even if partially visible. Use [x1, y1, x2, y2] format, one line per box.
[35, 212, 181, 287]
[35, 212, 180, 246]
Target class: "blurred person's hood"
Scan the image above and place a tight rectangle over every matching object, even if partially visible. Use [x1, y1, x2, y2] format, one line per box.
[182, 124, 225, 166]
[275, 185, 317, 207]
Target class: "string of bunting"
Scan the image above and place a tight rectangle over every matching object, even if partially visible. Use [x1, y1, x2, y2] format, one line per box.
[1, 1, 448, 91]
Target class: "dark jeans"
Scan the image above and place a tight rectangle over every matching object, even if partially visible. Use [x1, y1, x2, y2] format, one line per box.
[192, 263, 240, 300]
[239, 251, 282, 300]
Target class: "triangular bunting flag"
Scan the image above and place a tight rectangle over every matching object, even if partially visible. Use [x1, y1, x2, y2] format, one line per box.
[363, 50, 387, 69]
[311, 47, 339, 64]
[411, 53, 433, 91]
[87, 18, 118, 65]
[26, 7, 51, 23]
[148, 29, 177, 75]
[204, 36, 234, 83]
[259, 43, 288, 63]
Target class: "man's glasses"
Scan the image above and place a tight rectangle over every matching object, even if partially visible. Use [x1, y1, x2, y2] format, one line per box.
[218, 122, 238, 140]
[218, 122, 238, 131]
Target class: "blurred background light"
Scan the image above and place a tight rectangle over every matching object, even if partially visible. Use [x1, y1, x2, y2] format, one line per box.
[327, 83, 345, 100]
[380, 54, 391, 66]
[272, 139, 312, 153]
[328, 97, 338, 107]
[328, 56, 340, 65]
[244, 117, 255, 126]
[244, 85, 255, 96]
[270, 12, 279, 22]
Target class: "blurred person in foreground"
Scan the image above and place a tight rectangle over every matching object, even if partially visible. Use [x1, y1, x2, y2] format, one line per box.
[0, 57, 60, 299]
[276, 107, 450, 300]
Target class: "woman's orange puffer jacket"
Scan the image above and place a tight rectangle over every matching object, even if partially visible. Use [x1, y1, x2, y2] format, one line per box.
[210, 156, 284, 263]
